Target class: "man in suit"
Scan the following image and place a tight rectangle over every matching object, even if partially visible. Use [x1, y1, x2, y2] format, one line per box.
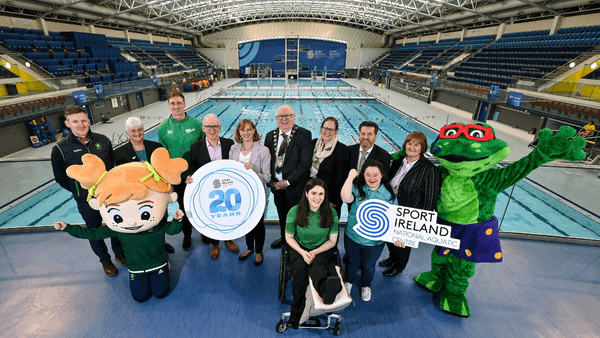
[348, 121, 391, 176]
[264, 105, 312, 249]
[187, 113, 238, 259]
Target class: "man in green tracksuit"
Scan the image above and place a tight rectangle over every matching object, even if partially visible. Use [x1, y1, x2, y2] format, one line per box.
[157, 91, 204, 251]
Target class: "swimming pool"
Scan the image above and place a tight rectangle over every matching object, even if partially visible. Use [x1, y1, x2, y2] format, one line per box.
[1, 88, 598, 242]
[234, 79, 351, 88]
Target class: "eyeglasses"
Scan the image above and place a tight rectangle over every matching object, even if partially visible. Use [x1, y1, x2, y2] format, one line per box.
[439, 123, 495, 141]
[204, 125, 220, 130]
[322, 127, 336, 133]
[277, 114, 294, 120]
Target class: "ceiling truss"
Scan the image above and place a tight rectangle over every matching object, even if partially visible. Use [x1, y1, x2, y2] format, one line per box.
[1, 0, 598, 40]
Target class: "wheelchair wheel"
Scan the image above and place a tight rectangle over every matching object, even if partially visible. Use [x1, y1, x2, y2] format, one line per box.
[276, 319, 287, 333]
[333, 321, 341, 336]
[278, 244, 290, 303]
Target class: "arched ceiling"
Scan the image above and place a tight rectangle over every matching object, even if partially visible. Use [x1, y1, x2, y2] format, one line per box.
[2, 0, 599, 40]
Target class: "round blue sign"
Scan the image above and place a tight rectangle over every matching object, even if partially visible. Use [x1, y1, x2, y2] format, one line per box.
[184, 160, 266, 240]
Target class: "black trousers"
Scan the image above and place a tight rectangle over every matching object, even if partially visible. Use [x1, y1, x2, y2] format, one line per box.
[385, 242, 412, 272]
[273, 189, 292, 239]
[288, 245, 338, 323]
[245, 214, 265, 253]
[174, 181, 219, 245]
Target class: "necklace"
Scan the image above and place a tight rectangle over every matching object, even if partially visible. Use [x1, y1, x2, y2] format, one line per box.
[242, 143, 253, 152]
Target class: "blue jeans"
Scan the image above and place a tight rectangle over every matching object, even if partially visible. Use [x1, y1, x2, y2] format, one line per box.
[76, 201, 123, 264]
[344, 234, 384, 288]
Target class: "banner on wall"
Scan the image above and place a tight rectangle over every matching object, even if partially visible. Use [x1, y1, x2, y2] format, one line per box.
[354, 200, 460, 249]
[507, 92, 524, 107]
[184, 160, 266, 241]
[488, 85, 499, 100]
[72, 90, 87, 104]
[94, 85, 104, 98]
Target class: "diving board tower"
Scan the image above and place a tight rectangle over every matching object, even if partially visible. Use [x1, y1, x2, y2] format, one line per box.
[250, 63, 272, 80]
[286, 37, 299, 80]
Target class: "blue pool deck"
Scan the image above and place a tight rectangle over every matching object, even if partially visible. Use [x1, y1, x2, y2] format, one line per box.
[0, 78, 599, 242]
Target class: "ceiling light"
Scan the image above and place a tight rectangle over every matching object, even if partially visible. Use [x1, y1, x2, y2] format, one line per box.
[4, 63, 11, 69]
[591, 62, 597, 70]
[25, 62, 31, 67]
[569, 62, 575, 68]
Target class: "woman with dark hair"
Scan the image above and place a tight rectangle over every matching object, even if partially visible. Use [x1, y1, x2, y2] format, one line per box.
[341, 160, 395, 302]
[379, 131, 442, 277]
[310, 117, 349, 217]
[229, 119, 271, 266]
[284, 178, 340, 329]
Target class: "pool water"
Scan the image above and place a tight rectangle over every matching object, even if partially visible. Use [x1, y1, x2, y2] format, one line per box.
[1, 87, 598, 241]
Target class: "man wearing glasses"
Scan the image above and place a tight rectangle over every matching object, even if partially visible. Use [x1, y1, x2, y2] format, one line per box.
[264, 105, 312, 249]
[187, 113, 238, 259]
[158, 91, 204, 251]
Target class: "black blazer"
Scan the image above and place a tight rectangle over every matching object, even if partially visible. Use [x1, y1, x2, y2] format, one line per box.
[348, 143, 391, 176]
[264, 125, 312, 204]
[189, 137, 235, 174]
[311, 139, 349, 209]
[114, 139, 162, 166]
[390, 156, 441, 211]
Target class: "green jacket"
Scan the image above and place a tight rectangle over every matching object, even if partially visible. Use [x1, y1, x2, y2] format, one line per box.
[158, 114, 204, 178]
[64, 218, 182, 273]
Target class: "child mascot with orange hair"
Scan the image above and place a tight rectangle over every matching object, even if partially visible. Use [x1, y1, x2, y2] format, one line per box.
[55, 148, 188, 302]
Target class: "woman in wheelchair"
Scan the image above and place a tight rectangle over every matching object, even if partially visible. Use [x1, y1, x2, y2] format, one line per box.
[285, 178, 341, 329]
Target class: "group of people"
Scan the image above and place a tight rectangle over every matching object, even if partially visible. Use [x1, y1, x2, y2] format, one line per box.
[51, 91, 442, 316]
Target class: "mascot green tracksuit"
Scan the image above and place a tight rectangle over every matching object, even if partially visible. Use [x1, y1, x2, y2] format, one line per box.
[406, 122, 586, 317]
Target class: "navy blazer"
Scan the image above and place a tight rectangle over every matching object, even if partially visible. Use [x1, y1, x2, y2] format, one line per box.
[348, 143, 391, 176]
[114, 139, 162, 166]
[189, 137, 235, 175]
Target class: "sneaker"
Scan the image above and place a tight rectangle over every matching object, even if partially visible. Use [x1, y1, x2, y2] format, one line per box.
[361, 286, 372, 302]
[165, 242, 175, 254]
[210, 245, 220, 259]
[115, 252, 127, 266]
[344, 282, 352, 296]
[224, 240, 239, 253]
[102, 261, 118, 277]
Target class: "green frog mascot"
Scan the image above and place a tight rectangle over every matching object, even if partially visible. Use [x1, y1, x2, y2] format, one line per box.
[405, 123, 586, 317]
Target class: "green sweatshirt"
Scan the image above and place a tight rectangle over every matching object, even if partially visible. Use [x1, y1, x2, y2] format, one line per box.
[157, 114, 204, 178]
[64, 218, 182, 273]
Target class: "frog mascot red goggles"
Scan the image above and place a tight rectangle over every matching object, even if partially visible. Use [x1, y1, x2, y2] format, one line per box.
[439, 123, 495, 142]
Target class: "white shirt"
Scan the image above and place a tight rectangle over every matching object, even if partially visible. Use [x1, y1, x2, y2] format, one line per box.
[390, 157, 417, 194]
[238, 150, 251, 163]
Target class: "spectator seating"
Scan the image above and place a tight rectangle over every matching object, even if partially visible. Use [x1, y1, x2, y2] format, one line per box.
[0, 96, 67, 117]
[529, 97, 600, 118]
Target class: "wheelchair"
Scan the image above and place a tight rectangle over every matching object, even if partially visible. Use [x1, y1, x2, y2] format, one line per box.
[276, 243, 352, 335]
